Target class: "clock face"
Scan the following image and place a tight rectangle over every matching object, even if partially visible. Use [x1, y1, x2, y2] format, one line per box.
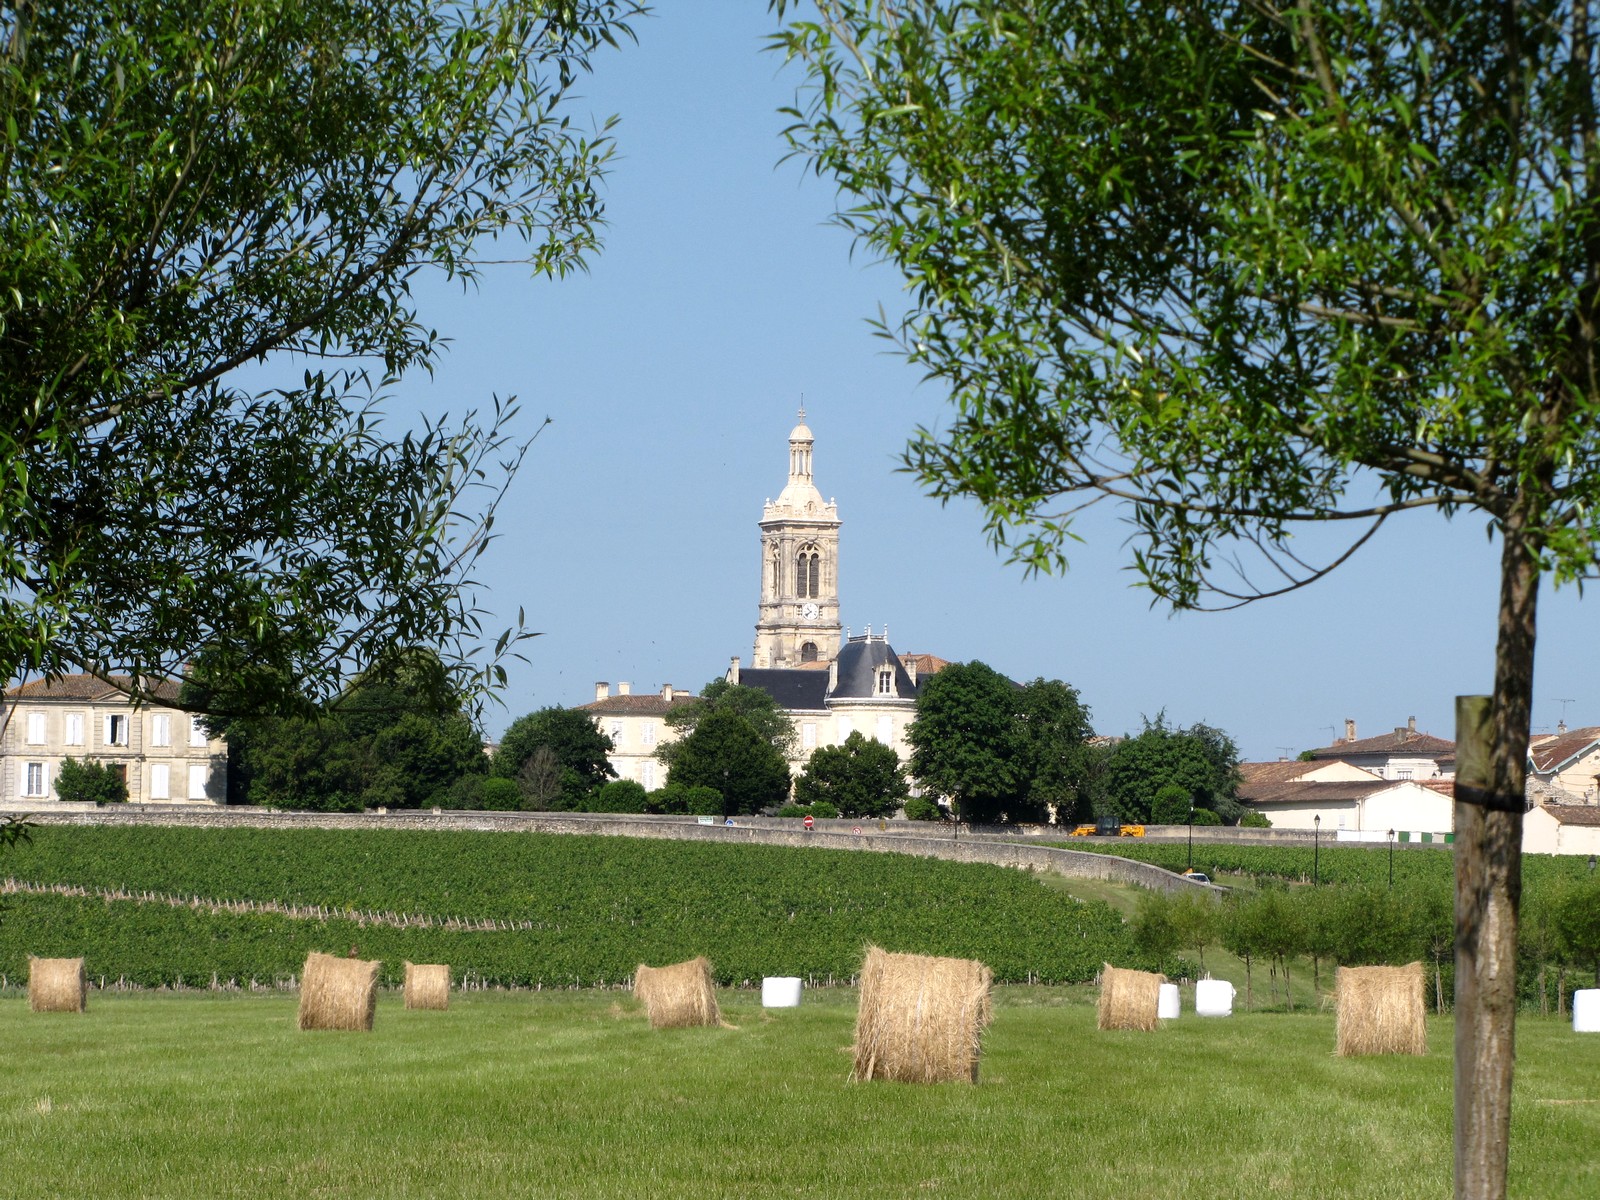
[802, 602, 819, 619]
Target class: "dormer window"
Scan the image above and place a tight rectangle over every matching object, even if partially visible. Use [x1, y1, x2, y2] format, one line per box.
[876, 668, 894, 695]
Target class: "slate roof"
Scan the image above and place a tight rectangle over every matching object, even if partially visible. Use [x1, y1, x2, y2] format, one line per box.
[1528, 726, 1600, 773]
[1309, 729, 1454, 759]
[4, 673, 180, 704]
[830, 637, 919, 700]
[737, 668, 830, 711]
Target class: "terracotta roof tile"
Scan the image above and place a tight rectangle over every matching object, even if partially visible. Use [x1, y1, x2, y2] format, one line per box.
[4, 673, 181, 704]
[1309, 729, 1454, 758]
[1528, 726, 1600, 773]
[1239, 760, 1318, 786]
[1239, 779, 1394, 804]
[577, 694, 699, 717]
[1540, 803, 1600, 827]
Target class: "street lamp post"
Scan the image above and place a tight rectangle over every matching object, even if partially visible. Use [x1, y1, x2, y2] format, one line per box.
[1187, 803, 1194, 871]
[1388, 828, 1396, 888]
[1313, 814, 1321, 887]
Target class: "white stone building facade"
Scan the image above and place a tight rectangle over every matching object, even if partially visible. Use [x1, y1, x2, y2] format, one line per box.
[2, 674, 229, 806]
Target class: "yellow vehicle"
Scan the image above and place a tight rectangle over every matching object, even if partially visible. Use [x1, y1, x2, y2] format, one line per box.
[1070, 822, 1145, 837]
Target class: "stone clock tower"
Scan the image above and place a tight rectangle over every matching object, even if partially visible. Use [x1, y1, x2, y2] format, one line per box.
[753, 411, 842, 668]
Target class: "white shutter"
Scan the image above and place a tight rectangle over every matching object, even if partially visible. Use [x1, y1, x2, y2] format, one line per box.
[188, 764, 208, 800]
[150, 764, 170, 800]
[150, 714, 170, 747]
[26, 712, 45, 744]
[190, 717, 208, 747]
[65, 713, 84, 745]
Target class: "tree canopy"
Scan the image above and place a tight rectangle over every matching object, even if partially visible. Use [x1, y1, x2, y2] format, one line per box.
[666, 709, 791, 816]
[1103, 714, 1242, 824]
[795, 729, 908, 818]
[54, 756, 129, 805]
[1, 0, 642, 717]
[660, 679, 798, 767]
[491, 706, 616, 810]
[906, 661, 1093, 823]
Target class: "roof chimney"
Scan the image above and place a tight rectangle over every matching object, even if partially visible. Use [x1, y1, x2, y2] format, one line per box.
[1344, 718, 1357, 742]
[903, 655, 918, 686]
[728, 656, 741, 685]
[1408, 715, 1416, 732]
[618, 681, 631, 696]
[595, 682, 609, 702]
[1559, 718, 1568, 734]
[662, 683, 674, 702]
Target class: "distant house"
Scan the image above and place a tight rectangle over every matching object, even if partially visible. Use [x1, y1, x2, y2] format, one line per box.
[2, 674, 228, 806]
[576, 682, 700, 791]
[1238, 759, 1454, 838]
[1523, 802, 1600, 857]
[1527, 724, 1600, 802]
[1306, 717, 1455, 781]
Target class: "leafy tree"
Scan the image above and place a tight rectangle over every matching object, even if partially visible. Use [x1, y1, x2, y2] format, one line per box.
[666, 709, 791, 816]
[54, 757, 128, 805]
[1553, 879, 1600, 988]
[795, 730, 909, 818]
[902, 795, 943, 821]
[1015, 677, 1096, 823]
[774, 2, 1600, 1178]
[1, 0, 642, 716]
[492, 707, 616, 808]
[1130, 892, 1181, 976]
[908, 663, 1096, 823]
[906, 661, 1021, 823]
[1168, 890, 1220, 976]
[661, 680, 798, 765]
[1102, 715, 1241, 824]
[227, 656, 485, 810]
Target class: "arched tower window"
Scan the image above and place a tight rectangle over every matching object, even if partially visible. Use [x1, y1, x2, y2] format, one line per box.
[797, 544, 820, 598]
[801, 642, 819, 663]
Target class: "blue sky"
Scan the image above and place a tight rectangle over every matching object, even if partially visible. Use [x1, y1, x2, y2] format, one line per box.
[393, 2, 1595, 762]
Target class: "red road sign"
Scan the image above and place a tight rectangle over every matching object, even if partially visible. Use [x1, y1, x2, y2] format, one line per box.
[803, 815, 815, 829]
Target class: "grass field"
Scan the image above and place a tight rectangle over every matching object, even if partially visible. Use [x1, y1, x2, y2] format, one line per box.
[3, 988, 1597, 1198]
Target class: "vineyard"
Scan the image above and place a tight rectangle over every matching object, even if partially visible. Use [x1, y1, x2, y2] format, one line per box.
[0, 825, 1146, 987]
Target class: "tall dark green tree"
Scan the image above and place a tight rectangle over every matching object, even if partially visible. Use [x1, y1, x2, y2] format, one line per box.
[1, 0, 642, 717]
[1103, 714, 1241, 824]
[53, 757, 129, 805]
[906, 661, 1023, 823]
[667, 709, 791, 816]
[491, 706, 616, 810]
[660, 679, 798, 765]
[795, 730, 908, 818]
[774, 3, 1600, 1184]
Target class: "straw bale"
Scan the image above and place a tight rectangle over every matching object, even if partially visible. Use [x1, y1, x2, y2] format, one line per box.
[851, 945, 993, 1083]
[28, 957, 86, 1013]
[403, 961, 451, 1011]
[633, 957, 722, 1029]
[297, 952, 380, 1031]
[1336, 962, 1427, 1056]
[1097, 963, 1166, 1032]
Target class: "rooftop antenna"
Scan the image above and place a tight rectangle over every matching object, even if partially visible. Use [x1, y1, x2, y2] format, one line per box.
[1276, 746, 1295, 761]
[1553, 698, 1576, 723]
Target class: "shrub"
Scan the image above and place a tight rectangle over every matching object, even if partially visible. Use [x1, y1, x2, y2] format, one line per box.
[776, 804, 809, 819]
[685, 786, 725, 816]
[480, 778, 523, 810]
[646, 783, 689, 814]
[903, 795, 943, 821]
[808, 800, 840, 819]
[1238, 810, 1271, 828]
[55, 757, 128, 805]
[589, 779, 648, 814]
[1191, 807, 1223, 826]
[1150, 784, 1192, 825]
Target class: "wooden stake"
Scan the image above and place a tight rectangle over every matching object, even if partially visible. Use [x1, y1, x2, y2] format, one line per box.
[1454, 695, 1522, 1200]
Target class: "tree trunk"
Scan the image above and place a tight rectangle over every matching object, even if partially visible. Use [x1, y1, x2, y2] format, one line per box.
[1454, 526, 1537, 1200]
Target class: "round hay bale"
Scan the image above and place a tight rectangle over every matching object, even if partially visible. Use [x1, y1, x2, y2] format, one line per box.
[1097, 963, 1166, 1032]
[403, 962, 451, 1011]
[633, 956, 722, 1029]
[28, 957, 86, 1013]
[851, 945, 993, 1084]
[1336, 962, 1427, 1056]
[297, 952, 380, 1031]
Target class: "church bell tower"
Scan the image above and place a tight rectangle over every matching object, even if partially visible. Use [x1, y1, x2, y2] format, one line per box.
[753, 411, 842, 668]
